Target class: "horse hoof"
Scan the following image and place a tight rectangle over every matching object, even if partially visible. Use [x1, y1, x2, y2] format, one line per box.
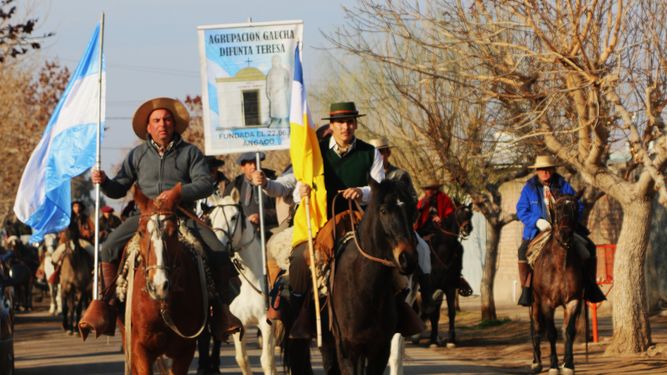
[531, 363, 542, 374]
[446, 342, 456, 349]
[67, 331, 74, 336]
[429, 343, 438, 349]
[410, 333, 421, 345]
[561, 367, 574, 375]
[548, 368, 559, 375]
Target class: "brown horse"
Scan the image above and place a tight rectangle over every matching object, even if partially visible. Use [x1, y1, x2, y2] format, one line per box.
[121, 184, 208, 375]
[284, 179, 418, 374]
[57, 229, 93, 335]
[529, 194, 584, 375]
[416, 202, 473, 348]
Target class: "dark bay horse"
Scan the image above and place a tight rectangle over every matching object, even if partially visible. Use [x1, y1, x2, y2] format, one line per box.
[417, 201, 473, 348]
[285, 178, 418, 374]
[2, 236, 39, 312]
[529, 194, 584, 375]
[121, 184, 208, 375]
[58, 229, 93, 335]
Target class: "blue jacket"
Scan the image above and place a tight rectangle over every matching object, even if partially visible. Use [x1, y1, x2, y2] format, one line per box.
[516, 174, 583, 240]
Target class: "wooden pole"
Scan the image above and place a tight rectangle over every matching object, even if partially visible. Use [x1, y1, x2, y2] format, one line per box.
[304, 195, 322, 347]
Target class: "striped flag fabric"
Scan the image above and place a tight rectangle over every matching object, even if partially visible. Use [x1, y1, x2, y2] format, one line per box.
[14, 23, 105, 242]
[289, 45, 327, 246]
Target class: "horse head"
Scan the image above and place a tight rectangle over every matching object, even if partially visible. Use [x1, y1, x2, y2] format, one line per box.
[552, 193, 578, 248]
[205, 188, 251, 252]
[455, 202, 474, 237]
[135, 184, 182, 301]
[364, 178, 418, 274]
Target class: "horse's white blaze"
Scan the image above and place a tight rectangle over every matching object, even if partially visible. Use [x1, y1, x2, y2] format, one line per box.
[148, 217, 169, 298]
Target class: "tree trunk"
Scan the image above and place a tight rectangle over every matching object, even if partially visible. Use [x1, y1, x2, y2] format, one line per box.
[481, 220, 501, 321]
[606, 199, 652, 354]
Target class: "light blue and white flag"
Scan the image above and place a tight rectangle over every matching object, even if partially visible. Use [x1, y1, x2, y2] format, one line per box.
[14, 23, 105, 242]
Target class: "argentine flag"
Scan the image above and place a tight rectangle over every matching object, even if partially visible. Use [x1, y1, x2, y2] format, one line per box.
[14, 23, 105, 242]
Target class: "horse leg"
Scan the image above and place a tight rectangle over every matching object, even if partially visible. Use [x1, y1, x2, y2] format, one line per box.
[367, 342, 391, 375]
[285, 338, 313, 375]
[169, 349, 195, 375]
[530, 303, 543, 374]
[67, 294, 76, 335]
[56, 284, 63, 314]
[131, 345, 155, 375]
[544, 306, 559, 374]
[74, 291, 83, 335]
[320, 328, 340, 375]
[562, 299, 582, 374]
[428, 300, 442, 347]
[48, 283, 56, 315]
[232, 331, 252, 375]
[26, 276, 34, 310]
[61, 292, 69, 331]
[388, 333, 404, 375]
[259, 319, 276, 374]
[445, 286, 457, 347]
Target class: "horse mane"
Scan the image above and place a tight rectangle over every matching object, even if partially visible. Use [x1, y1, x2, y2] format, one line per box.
[135, 183, 182, 214]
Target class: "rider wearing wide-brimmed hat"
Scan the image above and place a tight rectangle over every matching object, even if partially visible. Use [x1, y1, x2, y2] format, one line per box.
[516, 155, 605, 306]
[80, 97, 241, 340]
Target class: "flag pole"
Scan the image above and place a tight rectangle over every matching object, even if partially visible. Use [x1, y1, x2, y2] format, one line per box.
[255, 152, 269, 309]
[93, 13, 105, 301]
[304, 195, 323, 347]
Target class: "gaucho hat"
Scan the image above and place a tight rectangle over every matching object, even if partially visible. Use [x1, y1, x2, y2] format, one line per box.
[420, 178, 443, 189]
[132, 97, 190, 140]
[529, 155, 559, 169]
[321, 102, 366, 121]
[369, 137, 392, 150]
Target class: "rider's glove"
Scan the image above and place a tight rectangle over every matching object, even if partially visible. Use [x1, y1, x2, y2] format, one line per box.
[536, 219, 552, 232]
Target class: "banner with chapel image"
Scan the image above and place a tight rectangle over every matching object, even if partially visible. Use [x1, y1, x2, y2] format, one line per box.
[197, 20, 303, 154]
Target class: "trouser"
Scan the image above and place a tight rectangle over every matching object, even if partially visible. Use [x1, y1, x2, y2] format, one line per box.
[415, 232, 431, 274]
[100, 215, 227, 263]
[288, 242, 309, 295]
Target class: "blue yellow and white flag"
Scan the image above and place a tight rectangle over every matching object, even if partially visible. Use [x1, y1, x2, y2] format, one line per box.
[289, 45, 327, 246]
[14, 23, 105, 242]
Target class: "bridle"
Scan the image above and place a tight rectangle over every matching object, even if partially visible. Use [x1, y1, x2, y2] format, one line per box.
[139, 211, 177, 297]
[552, 196, 577, 248]
[206, 203, 254, 253]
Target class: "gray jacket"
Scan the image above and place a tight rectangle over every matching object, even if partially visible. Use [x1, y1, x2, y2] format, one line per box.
[101, 134, 214, 205]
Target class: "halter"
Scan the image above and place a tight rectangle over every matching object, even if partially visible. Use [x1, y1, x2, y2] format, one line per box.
[139, 211, 177, 296]
[207, 202, 264, 295]
[430, 202, 472, 240]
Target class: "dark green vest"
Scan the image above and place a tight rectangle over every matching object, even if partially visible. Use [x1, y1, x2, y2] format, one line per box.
[319, 137, 375, 216]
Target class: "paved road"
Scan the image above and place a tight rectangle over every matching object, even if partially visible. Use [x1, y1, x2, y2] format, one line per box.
[13, 306, 509, 374]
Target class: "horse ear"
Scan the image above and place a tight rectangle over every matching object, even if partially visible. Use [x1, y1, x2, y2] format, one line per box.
[467, 202, 473, 210]
[230, 187, 241, 204]
[134, 186, 150, 213]
[368, 177, 380, 191]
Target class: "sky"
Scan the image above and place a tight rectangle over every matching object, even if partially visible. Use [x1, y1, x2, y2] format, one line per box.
[28, 0, 356, 172]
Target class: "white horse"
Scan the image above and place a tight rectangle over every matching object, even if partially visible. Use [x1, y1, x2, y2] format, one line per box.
[42, 233, 62, 316]
[208, 192, 276, 375]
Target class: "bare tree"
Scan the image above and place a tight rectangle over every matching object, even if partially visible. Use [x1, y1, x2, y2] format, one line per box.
[0, 60, 69, 221]
[322, 0, 534, 321]
[337, 0, 666, 354]
[0, 0, 52, 62]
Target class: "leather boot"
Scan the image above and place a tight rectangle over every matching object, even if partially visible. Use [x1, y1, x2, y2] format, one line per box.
[289, 293, 312, 339]
[457, 276, 473, 297]
[584, 258, 606, 303]
[418, 272, 443, 315]
[209, 298, 242, 341]
[79, 262, 118, 340]
[517, 262, 532, 307]
[396, 297, 425, 337]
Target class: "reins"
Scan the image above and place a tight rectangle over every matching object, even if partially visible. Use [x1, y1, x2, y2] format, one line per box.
[331, 192, 397, 268]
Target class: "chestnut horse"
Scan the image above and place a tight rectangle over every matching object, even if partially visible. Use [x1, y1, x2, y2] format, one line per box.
[416, 202, 473, 348]
[122, 184, 208, 375]
[529, 194, 584, 375]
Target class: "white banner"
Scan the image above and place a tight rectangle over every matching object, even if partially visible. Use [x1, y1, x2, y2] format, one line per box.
[197, 20, 303, 155]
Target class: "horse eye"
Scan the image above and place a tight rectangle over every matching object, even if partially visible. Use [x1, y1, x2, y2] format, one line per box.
[380, 208, 387, 215]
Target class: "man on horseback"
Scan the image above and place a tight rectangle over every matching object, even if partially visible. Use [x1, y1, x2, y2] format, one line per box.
[516, 155, 606, 306]
[369, 137, 444, 314]
[415, 179, 473, 297]
[79, 97, 241, 340]
[290, 102, 424, 338]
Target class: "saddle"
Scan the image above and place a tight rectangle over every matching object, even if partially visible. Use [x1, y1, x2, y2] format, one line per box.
[526, 230, 552, 268]
[310, 210, 363, 267]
